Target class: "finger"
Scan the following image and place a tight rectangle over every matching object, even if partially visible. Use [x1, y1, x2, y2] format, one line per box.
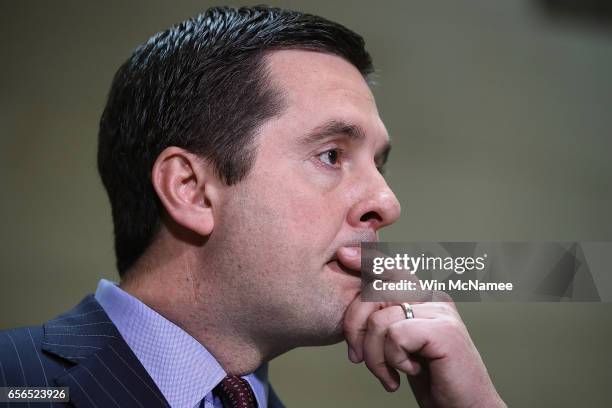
[339, 245, 379, 363]
[343, 298, 440, 363]
[343, 300, 386, 363]
[409, 302, 461, 321]
[362, 306, 406, 391]
[384, 320, 431, 379]
[357, 246, 434, 303]
[383, 336, 423, 376]
[385, 318, 449, 363]
[430, 291, 458, 310]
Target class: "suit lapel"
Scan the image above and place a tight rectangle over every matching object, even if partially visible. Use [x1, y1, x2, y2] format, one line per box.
[41, 295, 169, 408]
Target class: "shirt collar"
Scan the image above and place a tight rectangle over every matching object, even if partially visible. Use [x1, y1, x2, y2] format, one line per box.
[95, 279, 269, 408]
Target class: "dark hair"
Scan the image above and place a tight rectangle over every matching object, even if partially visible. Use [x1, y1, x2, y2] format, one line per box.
[98, 5, 374, 276]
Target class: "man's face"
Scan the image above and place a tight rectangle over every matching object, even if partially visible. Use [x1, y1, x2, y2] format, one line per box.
[210, 49, 401, 350]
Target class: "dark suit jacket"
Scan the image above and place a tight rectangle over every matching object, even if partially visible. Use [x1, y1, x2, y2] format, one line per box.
[0, 295, 285, 408]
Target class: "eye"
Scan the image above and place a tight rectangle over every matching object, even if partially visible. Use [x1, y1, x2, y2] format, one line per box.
[318, 148, 342, 168]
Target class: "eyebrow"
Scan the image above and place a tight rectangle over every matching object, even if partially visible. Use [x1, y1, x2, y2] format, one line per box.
[299, 119, 392, 165]
[300, 120, 366, 145]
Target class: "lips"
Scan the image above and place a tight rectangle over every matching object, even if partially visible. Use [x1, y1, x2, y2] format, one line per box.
[327, 246, 362, 277]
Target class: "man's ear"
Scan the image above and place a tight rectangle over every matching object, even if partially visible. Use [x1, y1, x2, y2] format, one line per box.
[151, 146, 219, 237]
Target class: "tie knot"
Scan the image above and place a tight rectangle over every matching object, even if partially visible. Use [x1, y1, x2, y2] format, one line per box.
[214, 375, 257, 408]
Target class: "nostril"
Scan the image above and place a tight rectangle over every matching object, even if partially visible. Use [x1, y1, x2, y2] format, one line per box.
[360, 211, 382, 223]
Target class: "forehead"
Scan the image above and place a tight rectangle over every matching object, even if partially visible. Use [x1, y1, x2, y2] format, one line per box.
[262, 49, 389, 145]
[265, 49, 374, 103]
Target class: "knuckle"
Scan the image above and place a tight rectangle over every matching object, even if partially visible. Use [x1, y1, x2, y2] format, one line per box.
[367, 312, 387, 332]
[437, 302, 455, 315]
[440, 316, 464, 333]
[386, 353, 403, 368]
[386, 323, 404, 344]
[433, 290, 453, 304]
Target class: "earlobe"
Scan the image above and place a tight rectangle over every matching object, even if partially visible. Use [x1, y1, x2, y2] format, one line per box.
[151, 146, 217, 237]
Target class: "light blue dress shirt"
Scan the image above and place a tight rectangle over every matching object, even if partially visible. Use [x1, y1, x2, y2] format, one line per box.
[95, 279, 269, 408]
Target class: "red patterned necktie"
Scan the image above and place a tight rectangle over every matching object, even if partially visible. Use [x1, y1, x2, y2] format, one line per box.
[214, 375, 258, 408]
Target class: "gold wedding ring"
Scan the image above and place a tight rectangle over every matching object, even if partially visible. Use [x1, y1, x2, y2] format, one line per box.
[401, 303, 414, 320]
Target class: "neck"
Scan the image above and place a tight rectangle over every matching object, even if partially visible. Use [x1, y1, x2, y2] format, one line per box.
[118, 233, 271, 375]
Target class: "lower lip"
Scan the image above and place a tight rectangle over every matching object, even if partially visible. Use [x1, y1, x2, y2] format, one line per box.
[326, 260, 361, 279]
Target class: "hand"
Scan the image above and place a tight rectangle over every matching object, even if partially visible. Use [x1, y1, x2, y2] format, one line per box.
[339, 247, 505, 408]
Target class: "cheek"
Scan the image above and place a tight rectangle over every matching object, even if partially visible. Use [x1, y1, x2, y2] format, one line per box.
[280, 184, 345, 239]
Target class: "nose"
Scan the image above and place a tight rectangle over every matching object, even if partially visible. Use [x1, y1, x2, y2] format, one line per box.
[347, 172, 401, 232]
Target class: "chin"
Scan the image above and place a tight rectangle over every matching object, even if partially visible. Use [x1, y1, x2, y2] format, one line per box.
[298, 325, 345, 347]
[324, 329, 346, 346]
[302, 302, 353, 347]
[323, 260, 361, 297]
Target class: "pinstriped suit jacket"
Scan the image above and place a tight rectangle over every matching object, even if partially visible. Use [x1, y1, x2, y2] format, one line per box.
[0, 295, 286, 408]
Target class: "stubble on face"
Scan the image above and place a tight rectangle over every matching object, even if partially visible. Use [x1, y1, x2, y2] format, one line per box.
[205, 49, 386, 351]
[209, 175, 355, 350]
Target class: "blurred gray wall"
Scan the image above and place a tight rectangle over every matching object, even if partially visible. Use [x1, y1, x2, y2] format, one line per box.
[1, 1, 611, 406]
